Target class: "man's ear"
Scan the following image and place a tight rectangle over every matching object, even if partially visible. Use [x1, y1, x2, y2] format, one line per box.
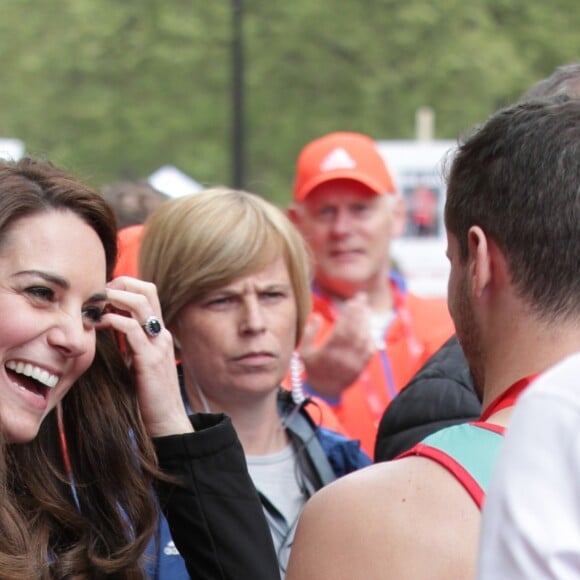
[467, 226, 491, 298]
[286, 203, 301, 226]
[390, 194, 407, 239]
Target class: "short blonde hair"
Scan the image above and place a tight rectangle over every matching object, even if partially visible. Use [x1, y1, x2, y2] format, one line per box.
[139, 187, 313, 345]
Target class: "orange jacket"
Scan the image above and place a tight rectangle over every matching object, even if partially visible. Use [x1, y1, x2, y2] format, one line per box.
[304, 274, 454, 458]
[114, 224, 144, 279]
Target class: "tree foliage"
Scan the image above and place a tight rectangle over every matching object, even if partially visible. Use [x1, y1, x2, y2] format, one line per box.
[0, 0, 578, 204]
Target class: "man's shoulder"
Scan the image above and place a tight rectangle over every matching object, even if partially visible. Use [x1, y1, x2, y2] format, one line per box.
[307, 453, 476, 516]
[295, 455, 480, 577]
[399, 422, 504, 508]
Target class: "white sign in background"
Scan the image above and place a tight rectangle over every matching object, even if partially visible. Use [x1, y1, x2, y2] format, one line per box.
[0, 138, 25, 161]
[376, 140, 457, 298]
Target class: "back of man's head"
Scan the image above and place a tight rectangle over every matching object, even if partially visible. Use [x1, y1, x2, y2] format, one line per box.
[445, 96, 580, 324]
[520, 62, 580, 101]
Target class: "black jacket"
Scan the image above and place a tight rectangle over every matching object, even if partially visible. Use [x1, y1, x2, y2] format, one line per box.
[374, 335, 482, 461]
[154, 413, 281, 580]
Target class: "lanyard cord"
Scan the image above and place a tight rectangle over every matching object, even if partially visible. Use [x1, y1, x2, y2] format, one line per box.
[57, 402, 81, 512]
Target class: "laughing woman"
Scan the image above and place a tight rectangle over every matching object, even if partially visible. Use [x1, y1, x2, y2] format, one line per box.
[0, 158, 277, 579]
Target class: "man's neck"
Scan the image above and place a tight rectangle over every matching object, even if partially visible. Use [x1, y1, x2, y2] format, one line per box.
[481, 320, 580, 413]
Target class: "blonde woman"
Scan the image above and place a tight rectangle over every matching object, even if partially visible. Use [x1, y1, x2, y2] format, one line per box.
[140, 188, 371, 578]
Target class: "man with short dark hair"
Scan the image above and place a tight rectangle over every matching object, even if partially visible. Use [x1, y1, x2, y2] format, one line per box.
[287, 97, 580, 580]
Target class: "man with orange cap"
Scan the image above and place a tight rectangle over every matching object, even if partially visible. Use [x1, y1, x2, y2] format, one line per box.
[288, 132, 453, 456]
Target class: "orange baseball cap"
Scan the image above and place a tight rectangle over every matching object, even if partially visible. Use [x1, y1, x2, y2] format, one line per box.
[293, 131, 396, 201]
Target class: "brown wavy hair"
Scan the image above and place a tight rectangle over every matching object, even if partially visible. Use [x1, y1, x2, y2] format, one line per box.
[0, 158, 161, 578]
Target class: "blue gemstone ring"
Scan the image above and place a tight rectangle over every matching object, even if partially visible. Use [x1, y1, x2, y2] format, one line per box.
[142, 315, 162, 338]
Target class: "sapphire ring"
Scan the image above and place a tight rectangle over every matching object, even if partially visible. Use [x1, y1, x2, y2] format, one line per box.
[142, 315, 162, 338]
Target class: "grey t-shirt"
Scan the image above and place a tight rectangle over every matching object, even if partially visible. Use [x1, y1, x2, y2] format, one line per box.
[247, 445, 306, 578]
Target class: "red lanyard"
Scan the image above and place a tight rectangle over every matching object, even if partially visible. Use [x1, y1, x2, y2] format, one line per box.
[480, 375, 539, 422]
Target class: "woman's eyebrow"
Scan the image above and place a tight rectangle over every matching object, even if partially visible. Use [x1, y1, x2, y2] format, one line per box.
[15, 269, 70, 289]
[15, 269, 107, 302]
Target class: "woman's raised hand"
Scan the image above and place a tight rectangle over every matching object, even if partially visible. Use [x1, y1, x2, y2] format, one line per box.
[101, 276, 193, 437]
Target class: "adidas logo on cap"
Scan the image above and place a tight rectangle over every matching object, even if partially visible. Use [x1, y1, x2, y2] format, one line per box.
[319, 148, 357, 172]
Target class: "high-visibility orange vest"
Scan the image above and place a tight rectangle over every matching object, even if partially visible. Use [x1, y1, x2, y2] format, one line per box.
[303, 276, 454, 458]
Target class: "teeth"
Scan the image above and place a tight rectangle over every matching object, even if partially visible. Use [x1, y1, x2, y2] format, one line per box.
[5, 360, 59, 388]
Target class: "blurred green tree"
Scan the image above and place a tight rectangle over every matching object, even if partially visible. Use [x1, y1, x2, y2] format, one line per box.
[0, 0, 578, 204]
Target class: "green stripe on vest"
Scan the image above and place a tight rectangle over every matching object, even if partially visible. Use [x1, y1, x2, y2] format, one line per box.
[422, 424, 504, 494]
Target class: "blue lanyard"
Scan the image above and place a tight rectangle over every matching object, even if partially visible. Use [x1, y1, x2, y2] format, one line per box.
[379, 348, 398, 400]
